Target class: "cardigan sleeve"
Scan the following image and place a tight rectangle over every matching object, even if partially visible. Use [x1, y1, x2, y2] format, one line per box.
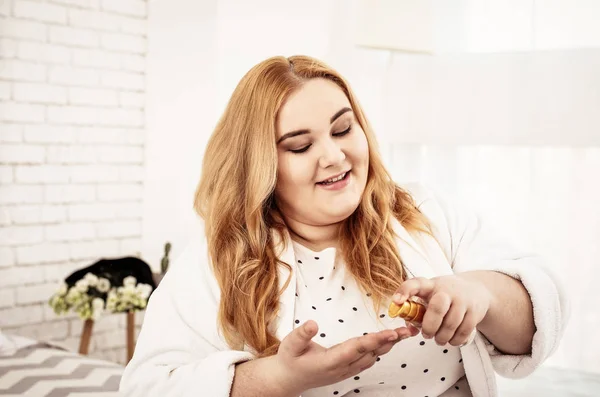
[404, 183, 569, 379]
[119, 236, 256, 397]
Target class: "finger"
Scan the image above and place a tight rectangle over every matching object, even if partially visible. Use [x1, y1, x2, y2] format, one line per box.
[435, 301, 467, 346]
[392, 326, 417, 340]
[421, 292, 451, 339]
[281, 320, 318, 357]
[325, 330, 397, 369]
[449, 309, 478, 347]
[405, 324, 421, 337]
[347, 352, 378, 375]
[393, 277, 436, 304]
[370, 326, 419, 357]
[372, 332, 412, 357]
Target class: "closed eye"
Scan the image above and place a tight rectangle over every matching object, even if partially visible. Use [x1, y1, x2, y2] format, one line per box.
[290, 145, 311, 154]
[333, 126, 351, 137]
[289, 127, 351, 154]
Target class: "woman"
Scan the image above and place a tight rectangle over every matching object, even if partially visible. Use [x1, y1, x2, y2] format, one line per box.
[120, 56, 567, 397]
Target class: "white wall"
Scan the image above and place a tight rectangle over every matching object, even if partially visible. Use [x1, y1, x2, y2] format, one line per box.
[141, 0, 218, 269]
[0, 0, 147, 364]
[356, 0, 600, 53]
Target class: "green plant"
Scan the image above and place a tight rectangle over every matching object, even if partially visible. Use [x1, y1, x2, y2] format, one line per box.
[160, 242, 172, 274]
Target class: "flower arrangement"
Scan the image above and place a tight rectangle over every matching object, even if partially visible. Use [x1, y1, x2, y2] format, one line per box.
[49, 273, 153, 321]
[106, 276, 152, 312]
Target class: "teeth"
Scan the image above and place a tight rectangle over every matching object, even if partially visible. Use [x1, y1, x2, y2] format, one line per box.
[323, 172, 346, 184]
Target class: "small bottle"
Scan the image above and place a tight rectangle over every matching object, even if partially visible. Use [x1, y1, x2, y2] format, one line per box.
[389, 299, 477, 346]
[388, 300, 426, 325]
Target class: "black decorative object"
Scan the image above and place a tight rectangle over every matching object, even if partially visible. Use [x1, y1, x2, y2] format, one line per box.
[65, 256, 157, 292]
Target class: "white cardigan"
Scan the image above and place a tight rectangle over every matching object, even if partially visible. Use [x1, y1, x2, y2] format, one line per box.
[119, 184, 568, 397]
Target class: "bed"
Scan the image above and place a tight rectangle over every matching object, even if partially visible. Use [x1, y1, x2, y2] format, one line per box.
[1, 332, 598, 396]
[0, 333, 122, 397]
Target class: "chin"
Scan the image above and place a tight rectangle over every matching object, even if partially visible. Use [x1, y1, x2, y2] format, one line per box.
[324, 199, 361, 223]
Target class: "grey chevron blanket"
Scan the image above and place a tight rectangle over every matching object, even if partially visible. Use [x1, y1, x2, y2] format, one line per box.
[0, 343, 123, 397]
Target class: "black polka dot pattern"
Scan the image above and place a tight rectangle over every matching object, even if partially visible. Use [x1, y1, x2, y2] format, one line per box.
[291, 242, 466, 396]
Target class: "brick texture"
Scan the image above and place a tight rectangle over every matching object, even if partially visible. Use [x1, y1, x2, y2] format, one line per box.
[0, 0, 146, 365]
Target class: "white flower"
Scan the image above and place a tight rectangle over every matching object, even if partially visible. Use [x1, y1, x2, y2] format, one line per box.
[92, 297, 105, 311]
[123, 284, 136, 295]
[66, 287, 79, 300]
[136, 284, 152, 300]
[106, 289, 118, 311]
[57, 282, 68, 295]
[123, 276, 137, 287]
[75, 279, 89, 293]
[96, 278, 111, 293]
[83, 273, 98, 287]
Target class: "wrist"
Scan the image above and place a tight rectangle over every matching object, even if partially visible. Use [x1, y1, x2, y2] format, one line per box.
[457, 270, 498, 325]
[262, 355, 306, 397]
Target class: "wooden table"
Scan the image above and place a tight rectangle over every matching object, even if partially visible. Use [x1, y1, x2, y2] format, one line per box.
[78, 311, 137, 363]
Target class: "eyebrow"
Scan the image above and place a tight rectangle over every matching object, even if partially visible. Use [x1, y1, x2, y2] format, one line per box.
[277, 107, 353, 144]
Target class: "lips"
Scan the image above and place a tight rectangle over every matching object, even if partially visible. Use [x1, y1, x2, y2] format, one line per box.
[317, 171, 349, 185]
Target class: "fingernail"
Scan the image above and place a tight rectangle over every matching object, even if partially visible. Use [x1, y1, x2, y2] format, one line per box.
[392, 293, 405, 303]
[422, 333, 431, 339]
[388, 333, 398, 342]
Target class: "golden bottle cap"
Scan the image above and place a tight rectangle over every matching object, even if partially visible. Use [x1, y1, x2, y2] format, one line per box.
[388, 300, 426, 324]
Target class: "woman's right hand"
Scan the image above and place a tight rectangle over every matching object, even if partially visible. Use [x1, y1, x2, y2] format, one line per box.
[270, 320, 417, 395]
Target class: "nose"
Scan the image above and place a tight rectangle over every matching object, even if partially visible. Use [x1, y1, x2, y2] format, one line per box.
[318, 138, 346, 169]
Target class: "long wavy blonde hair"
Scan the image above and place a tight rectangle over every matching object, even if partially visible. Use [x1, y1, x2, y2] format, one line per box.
[194, 55, 430, 357]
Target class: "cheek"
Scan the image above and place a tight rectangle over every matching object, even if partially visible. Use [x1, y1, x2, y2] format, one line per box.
[276, 155, 314, 190]
[349, 131, 370, 166]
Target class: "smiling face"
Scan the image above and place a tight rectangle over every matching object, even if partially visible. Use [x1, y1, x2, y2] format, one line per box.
[274, 78, 370, 228]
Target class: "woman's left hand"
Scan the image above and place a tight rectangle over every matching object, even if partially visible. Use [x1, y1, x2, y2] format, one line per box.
[392, 274, 494, 347]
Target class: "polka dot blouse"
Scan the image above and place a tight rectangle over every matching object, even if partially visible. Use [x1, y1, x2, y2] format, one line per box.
[292, 241, 471, 397]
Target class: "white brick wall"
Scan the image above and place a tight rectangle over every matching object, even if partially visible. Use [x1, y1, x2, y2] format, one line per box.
[1, 0, 146, 365]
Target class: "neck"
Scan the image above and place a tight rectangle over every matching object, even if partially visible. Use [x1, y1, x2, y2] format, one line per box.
[283, 215, 341, 252]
